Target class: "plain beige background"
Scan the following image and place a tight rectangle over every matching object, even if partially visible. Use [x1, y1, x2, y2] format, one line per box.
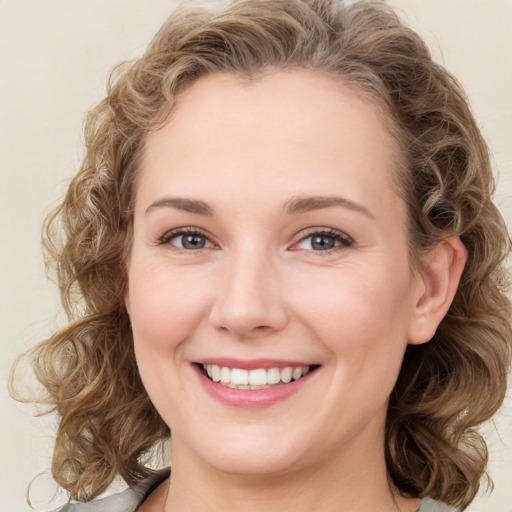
[1, 1, 511, 511]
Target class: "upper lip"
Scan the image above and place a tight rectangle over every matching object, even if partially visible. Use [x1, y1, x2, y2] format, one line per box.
[195, 358, 316, 370]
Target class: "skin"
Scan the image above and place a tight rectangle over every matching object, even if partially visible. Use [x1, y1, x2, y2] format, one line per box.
[126, 70, 466, 512]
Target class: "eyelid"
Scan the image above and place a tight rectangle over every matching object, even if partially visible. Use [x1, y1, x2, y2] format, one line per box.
[157, 226, 353, 252]
[290, 227, 353, 252]
[158, 226, 217, 248]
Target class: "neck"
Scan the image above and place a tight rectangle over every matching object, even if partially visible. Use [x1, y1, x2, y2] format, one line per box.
[163, 435, 420, 512]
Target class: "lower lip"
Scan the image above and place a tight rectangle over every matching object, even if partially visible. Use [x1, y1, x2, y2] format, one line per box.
[193, 365, 317, 409]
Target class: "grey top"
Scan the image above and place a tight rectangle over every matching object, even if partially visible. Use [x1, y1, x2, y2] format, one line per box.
[53, 469, 460, 512]
[53, 469, 170, 512]
[418, 499, 461, 512]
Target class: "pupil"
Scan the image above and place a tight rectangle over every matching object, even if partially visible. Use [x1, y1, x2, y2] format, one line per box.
[183, 234, 205, 249]
[311, 235, 335, 250]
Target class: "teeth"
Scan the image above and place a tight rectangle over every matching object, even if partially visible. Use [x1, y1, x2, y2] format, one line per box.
[203, 364, 312, 389]
[231, 368, 249, 385]
[220, 367, 231, 383]
[280, 367, 292, 383]
[267, 367, 281, 385]
[211, 365, 221, 382]
[249, 368, 267, 386]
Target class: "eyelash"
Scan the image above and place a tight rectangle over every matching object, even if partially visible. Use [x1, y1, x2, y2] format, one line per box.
[293, 228, 353, 254]
[158, 227, 215, 249]
[158, 227, 353, 254]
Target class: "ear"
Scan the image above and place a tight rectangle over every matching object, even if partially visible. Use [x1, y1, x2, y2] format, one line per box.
[407, 236, 467, 345]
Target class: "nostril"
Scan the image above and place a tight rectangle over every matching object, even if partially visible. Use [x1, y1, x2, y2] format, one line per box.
[214, 322, 275, 337]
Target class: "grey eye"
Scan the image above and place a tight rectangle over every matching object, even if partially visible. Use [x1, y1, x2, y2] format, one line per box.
[310, 234, 336, 250]
[170, 233, 211, 250]
[295, 230, 352, 252]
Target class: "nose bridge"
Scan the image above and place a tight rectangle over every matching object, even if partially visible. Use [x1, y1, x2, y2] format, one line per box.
[209, 240, 287, 337]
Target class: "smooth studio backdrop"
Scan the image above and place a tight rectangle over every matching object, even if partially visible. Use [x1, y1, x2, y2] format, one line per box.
[1, 1, 511, 511]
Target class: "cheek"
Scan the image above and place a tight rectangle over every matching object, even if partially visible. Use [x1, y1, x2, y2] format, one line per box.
[291, 263, 413, 358]
[127, 259, 213, 353]
[126, 259, 215, 426]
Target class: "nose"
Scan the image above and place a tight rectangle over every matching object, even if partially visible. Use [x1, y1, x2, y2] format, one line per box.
[209, 247, 289, 339]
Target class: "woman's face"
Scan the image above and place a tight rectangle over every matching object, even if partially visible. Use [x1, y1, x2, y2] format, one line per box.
[126, 70, 426, 477]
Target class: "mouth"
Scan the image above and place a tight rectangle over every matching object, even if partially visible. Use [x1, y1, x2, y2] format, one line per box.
[197, 363, 319, 390]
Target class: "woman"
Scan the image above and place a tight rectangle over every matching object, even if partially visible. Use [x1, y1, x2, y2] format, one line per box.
[14, 0, 511, 511]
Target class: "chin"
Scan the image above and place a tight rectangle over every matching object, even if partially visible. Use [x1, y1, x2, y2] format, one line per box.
[176, 425, 316, 477]
[207, 449, 305, 477]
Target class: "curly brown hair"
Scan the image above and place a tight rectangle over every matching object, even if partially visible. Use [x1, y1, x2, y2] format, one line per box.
[11, 0, 511, 508]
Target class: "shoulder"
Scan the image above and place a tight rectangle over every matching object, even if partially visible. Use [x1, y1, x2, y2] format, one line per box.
[419, 498, 465, 512]
[51, 468, 170, 512]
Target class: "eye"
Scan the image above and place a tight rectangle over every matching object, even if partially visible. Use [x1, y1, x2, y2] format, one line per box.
[160, 228, 214, 250]
[294, 229, 352, 252]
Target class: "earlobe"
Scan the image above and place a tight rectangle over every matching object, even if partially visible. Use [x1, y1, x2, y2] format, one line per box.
[408, 236, 467, 345]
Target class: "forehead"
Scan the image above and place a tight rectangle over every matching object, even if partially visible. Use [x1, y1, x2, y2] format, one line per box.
[137, 70, 403, 221]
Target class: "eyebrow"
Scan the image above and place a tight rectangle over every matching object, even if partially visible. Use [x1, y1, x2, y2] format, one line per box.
[284, 195, 375, 219]
[145, 194, 374, 219]
[145, 197, 213, 216]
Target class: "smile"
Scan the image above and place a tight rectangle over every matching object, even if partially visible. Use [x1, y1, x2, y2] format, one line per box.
[194, 361, 320, 408]
[201, 364, 311, 389]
